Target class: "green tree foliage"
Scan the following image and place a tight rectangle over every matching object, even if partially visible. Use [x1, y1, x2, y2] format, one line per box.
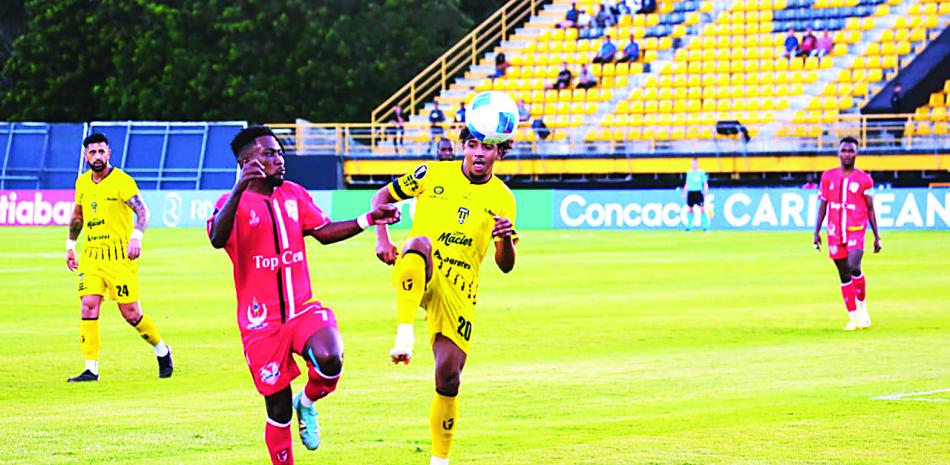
[0, 0, 483, 122]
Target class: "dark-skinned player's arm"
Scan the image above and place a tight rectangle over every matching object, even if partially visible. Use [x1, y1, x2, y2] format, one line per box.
[813, 198, 828, 251]
[66, 203, 83, 270]
[371, 186, 401, 265]
[866, 192, 882, 253]
[209, 159, 265, 248]
[307, 204, 400, 244]
[492, 216, 516, 273]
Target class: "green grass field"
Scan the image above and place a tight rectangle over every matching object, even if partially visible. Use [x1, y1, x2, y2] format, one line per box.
[0, 228, 947, 465]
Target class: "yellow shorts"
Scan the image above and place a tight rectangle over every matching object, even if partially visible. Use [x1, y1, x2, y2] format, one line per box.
[77, 257, 139, 304]
[421, 272, 476, 354]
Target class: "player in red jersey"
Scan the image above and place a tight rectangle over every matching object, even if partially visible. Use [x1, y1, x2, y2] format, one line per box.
[813, 136, 882, 331]
[208, 126, 399, 464]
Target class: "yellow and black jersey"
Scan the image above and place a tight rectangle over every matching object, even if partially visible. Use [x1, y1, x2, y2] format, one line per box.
[74, 168, 139, 261]
[389, 161, 517, 300]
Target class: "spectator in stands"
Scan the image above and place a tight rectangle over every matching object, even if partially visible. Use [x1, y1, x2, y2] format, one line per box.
[388, 104, 405, 153]
[814, 30, 834, 58]
[517, 98, 531, 123]
[577, 9, 594, 39]
[532, 117, 551, 140]
[561, 2, 579, 28]
[638, 0, 656, 14]
[890, 84, 903, 113]
[436, 137, 455, 161]
[576, 63, 598, 89]
[592, 35, 617, 63]
[617, 33, 640, 63]
[488, 52, 510, 79]
[548, 62, 573, 89]
[454, 101, 466, 124]
[801, 174, 818, 190]
[783, 28, 799, 59]
[800, 27, 817, 58]
[428, 102, 446, 152]
[594, 4, 616, 29]
[615, 1, 632, 16]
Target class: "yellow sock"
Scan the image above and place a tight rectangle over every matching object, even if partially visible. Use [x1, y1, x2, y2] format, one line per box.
[393, 252, 425, 324]
[80, 319, 100, 361]
[134, 314, 162, 346]
[429, 392, 458, 459]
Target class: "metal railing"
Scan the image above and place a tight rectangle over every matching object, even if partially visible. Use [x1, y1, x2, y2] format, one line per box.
[369, 0, 545, 150]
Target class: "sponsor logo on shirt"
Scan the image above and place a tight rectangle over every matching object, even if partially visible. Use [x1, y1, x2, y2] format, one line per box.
[253, 251, 304, 271]
[86, 218, 106, 229]
[259, 362, 281, 385]
[247, 297, 268, 330]
[284, 200, 298, 222]
[413, 164, 428, 179]
[437, 231, 473, 247]
[434, 249, 471, 270]
[434, 186, 444, 194]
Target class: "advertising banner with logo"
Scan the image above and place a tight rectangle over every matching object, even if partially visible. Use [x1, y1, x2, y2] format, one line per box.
[554, 188, 950, 230]
[0, 190, 75, 226]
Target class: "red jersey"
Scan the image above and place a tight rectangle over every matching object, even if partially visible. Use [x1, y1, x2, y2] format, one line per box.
[819, 167, 873, 245]
[207, 181, 330, 333]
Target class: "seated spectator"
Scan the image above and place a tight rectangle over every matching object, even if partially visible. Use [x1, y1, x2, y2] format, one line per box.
[783, 28, 799, 59]
[594, 4, 615, 29]
[548, 62, 573, 89]
[576, 63, 597, 89]
[577, 9, 596, 39]
[799, 27, 817, 57]
[814, 30, 834, 58]
[517, 99, 531, 123]
[638, 0, 656, 14]
[532, 117, 551, 140]
[488, 52, 510, 79]
[617, 33, 640, 62]
[560, 2, 579, 28]
[454, 101, 466, 124]
[428, 102, 446, 151]
[592, 35, 617, 63]
[616, 0, 632, 15]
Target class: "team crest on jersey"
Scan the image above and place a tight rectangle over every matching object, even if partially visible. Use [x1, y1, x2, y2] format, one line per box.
[247, 297, 268, 330]
[259, 362, 280, 385]
[249, 209, 260, 227]
[284, 200, 298, 222]
[457, 207, 470, 224]
[91, 201, 97, 213]
[849, 182, 859, 193]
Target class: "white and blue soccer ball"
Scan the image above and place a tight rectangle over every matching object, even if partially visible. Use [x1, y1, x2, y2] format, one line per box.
[466, 91, 519, 144]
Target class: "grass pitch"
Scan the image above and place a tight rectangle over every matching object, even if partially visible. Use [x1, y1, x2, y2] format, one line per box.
[0, 228, 947, 464]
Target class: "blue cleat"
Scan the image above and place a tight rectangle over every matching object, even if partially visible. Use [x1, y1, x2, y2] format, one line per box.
[293, 391, 320, 450]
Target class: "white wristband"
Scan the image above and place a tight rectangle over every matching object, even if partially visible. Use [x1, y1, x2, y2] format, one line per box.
[130, 229, 144, 241]
[356, 212, 372, 230]
[66, 239, 77, 252]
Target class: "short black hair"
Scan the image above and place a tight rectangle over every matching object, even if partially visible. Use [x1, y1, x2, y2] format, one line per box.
[83, 133, 109, 148]
[840, 136, 859, 147]
[458, 126, 513, 156]
[230, 125, 281, 158]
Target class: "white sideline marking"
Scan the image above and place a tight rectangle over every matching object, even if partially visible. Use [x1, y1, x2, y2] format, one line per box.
[0, 267, 46, 273]
[872, 388, 950, 402]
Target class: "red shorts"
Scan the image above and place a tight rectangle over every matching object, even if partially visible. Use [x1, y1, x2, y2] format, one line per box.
[241, 302, 339, 396]
[828, 231, 865, 260]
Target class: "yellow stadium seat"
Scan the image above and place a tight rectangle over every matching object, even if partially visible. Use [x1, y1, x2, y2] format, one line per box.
[645, 100, 658, 114]
[866, 43, 881, 56]
[658, 100, 673, 113]
[629, 100, 644, 114]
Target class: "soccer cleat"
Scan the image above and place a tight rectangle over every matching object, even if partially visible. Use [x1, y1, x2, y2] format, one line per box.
[157, 346, 174, 378]
[67, 369, 99, 383]
[293, 392, 320, 450]
[856, 303, 871, 329]
[390, 324, 414, 365]
[843, 319, 858, 331]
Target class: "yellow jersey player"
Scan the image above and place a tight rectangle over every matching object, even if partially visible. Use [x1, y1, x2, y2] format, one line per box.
[372, 127, 517, 465]
[65, 133, 172, 382]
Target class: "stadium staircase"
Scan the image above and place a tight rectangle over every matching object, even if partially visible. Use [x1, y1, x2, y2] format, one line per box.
[376, 0, 950, 156]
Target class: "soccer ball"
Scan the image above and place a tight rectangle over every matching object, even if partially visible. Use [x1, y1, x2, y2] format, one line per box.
[466, 91, 519, 144]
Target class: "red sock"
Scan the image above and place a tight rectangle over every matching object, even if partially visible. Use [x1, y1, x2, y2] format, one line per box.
[265, 419, 294, 465]
[304, 363, 340, 402]
[852, 274, 866, 302]
[840, 281, 857, 313]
